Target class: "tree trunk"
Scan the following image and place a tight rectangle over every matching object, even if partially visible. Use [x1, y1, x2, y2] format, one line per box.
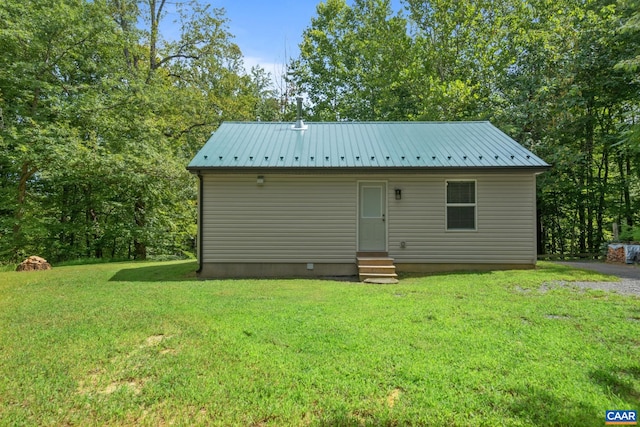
[625, 155, 633, 228]
[595, 146, 608, 250]
[12, 162, 38, 257]
[618, 148, 633, 229]
[584, 104, 595, 253]
[578, 203, 586, 254]
[148, 0, 166, 73]
[134, 199, 146, 260]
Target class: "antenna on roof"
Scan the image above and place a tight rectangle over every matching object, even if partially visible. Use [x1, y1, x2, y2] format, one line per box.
[292, 96, 307, 131]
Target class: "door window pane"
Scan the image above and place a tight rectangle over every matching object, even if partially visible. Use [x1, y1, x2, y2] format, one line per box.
[362, 187, 382, 218]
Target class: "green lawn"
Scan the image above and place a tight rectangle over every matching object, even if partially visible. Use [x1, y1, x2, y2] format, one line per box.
[0, 261, 638, 426]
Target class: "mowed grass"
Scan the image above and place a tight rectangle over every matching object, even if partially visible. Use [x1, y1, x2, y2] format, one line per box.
[0, 261, 638, 426]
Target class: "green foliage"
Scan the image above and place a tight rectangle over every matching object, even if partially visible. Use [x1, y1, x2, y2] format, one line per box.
[617, 224, 640, 243]
[0, 262, 637, 425]
[616, 0, 640, 72]
[2, 0, 639, 262]
[289, 0, 640, 256]
[292, 0, 416, 121]
[0, 0, 278, 263]
[0, 263, 18, 273]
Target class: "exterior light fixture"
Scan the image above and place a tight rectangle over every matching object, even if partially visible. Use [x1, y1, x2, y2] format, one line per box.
[257, 175, 265, 185]
[395, 188, 402, 200]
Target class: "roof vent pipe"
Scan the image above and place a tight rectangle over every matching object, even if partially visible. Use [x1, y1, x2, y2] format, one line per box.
[292, 96, 307, 131]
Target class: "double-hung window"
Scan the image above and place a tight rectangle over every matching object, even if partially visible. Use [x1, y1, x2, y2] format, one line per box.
[446, 180, 476, 230]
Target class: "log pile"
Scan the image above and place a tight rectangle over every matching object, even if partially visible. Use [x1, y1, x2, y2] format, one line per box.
[606, 245, 626, 263]
[16, 256, 52, 272]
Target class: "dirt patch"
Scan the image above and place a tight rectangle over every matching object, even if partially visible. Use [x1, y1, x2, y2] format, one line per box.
[76, 372, 101, 395]
[77, 372, 146, 396]
[144, 334, 169, 347]
[100, 380, 144, 395]
[386, 388, 402, 408]
[543, 278, 640, 297]
[543, 263, 640, 296]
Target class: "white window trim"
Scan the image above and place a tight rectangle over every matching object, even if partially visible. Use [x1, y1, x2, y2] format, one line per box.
[445, 179, 477, 232]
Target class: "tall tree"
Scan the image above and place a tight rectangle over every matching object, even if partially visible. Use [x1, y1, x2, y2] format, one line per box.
[497, 0, 640, 254]
[291, 0, 414, 121]
[404, 0, 519, 120]
[0, 0, 272, 263]
[290, 0, 640, 256]
[0, 0, 119, 259]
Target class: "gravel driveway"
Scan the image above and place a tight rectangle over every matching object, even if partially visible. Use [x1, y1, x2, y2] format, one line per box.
[554, 261, 640, 296]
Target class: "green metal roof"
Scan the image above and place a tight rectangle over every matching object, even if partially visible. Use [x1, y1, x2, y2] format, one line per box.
[187, 121, 549, 170]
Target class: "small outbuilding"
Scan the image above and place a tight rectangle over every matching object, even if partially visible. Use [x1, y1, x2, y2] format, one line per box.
[187, 119, 549, 279]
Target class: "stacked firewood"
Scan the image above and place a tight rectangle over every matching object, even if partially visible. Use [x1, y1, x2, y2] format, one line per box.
[16, 256, 52, 272]
[606, 246, 626, 263]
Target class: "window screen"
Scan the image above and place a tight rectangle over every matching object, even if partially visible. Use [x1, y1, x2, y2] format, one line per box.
[446, 181, 476, 230]
[447, 181, 475, 204]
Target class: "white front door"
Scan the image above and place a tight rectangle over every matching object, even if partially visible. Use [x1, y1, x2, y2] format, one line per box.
[358, 182, 387, 251]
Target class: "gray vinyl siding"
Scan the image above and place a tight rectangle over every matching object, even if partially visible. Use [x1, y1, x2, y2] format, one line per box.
[201, 172, 537, 264]
[387, 173, 537, 264]
[201, 174, 357, 263]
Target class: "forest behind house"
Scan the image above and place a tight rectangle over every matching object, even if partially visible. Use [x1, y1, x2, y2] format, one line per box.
[1, 0, 639, 263]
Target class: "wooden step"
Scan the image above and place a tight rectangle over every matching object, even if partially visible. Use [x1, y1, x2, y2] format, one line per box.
[357, 251, 388, 258]
[356, 254, 398, 282]
[358, 265, 397, 275]
[356, 257, 395, 266]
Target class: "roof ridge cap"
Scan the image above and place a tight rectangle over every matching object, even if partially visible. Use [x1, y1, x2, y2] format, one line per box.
[220, 120, 494, 125]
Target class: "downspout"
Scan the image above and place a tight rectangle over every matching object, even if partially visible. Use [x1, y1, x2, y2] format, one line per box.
[196, 172, 204, 274]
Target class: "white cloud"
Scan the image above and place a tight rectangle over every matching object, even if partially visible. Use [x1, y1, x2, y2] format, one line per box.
[243, 56, 289, 92]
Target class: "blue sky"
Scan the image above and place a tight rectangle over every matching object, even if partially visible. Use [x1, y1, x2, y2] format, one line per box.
[201, 1, 403, 82]
[159, 1, 404, 85]
[156, 0, 322, 87]
[220, 0, 321, 77]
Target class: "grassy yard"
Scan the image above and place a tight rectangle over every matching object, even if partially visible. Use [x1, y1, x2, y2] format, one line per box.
[0, 261, 638, 426]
